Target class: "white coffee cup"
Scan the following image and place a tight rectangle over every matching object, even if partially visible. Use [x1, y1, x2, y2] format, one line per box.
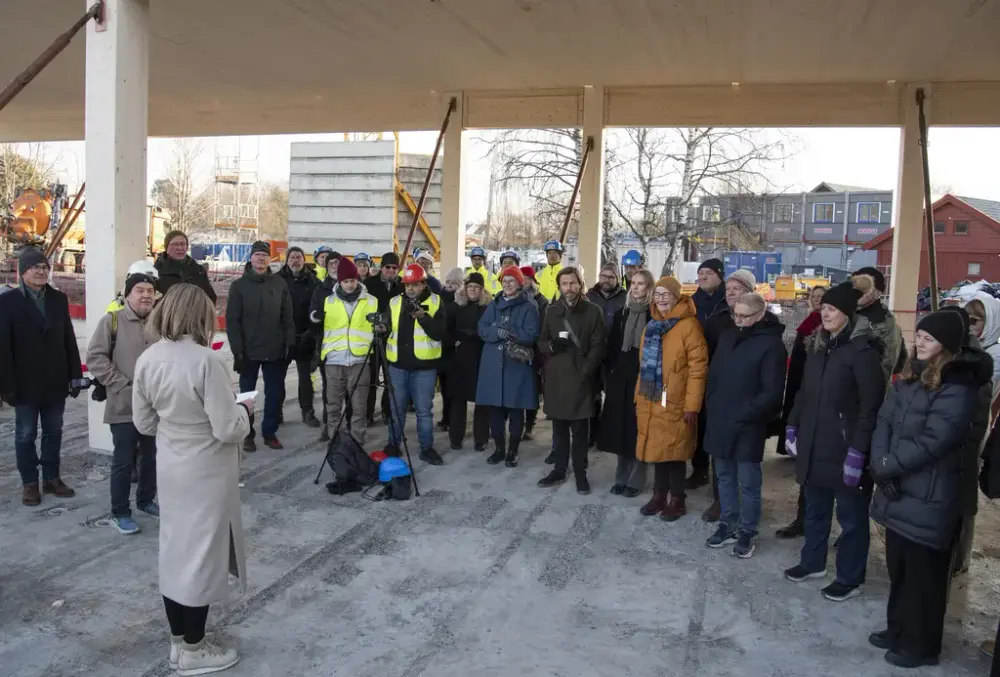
[558, 331, 569, 339]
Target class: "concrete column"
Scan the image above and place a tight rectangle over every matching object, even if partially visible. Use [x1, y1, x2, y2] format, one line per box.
[439, 95, 465, 272]
[85, 0, 150, 452]
[887, 85, 927, 339]
[576, 85, 606, 285]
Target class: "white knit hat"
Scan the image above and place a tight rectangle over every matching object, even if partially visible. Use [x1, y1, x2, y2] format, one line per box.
[728, 269, 757, 293]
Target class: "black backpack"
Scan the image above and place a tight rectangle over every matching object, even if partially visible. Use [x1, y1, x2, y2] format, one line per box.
[325, 432, 379, 495]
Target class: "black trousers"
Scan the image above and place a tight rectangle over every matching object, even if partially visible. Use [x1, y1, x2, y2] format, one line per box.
[653, 461, 687, 498]
[280, 356, 315, 415]
[552, 418, 588, 476]
[991, 617, 1000, 677]
[368, 352, 391, 421]
[491, 407, 525, 448]
[439, 369, 452, 425]
[163, 595, 209, 645]
[885, 528, 955, 658]
[449, 400, 490, 447]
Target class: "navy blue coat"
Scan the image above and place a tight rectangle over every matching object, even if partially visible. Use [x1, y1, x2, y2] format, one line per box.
[475, 292, 540, 410]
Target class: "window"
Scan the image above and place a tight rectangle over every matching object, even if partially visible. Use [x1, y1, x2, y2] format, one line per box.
[934, 221, 946, 234]
[955, 221, 969, 235]
[668, 206, 682, 224]
[857, 202, 881, 224]
[813, 203, 835, 223]
[968, 262, 982, 276]
[773, 203, 794, 223]
[701, 205, 721, 222]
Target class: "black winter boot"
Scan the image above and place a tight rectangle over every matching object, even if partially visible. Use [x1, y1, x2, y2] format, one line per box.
[505, 440, 520, 468]
[487, 437, 506, 465]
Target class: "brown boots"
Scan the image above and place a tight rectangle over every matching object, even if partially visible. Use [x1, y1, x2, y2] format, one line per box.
[661, 495, 687, 522]
[639, 492, 688, 520]
[640, 491, 668, 516]
[22, 479, 75, 506]
[22, 483, 41, 506]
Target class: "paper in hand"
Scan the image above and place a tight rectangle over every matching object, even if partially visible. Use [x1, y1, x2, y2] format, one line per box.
[785, 437, 797, 457]
[236, 390, 258, 404]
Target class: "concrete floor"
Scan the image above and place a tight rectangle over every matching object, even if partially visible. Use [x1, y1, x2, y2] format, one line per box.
[2, 369, 999, 677]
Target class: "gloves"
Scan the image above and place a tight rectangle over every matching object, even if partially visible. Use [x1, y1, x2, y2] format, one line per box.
[233, 354, 246, 375]
[496, 327, 514, 340]
[550, 337, 571, 354]
[843, 447, 866, 488]
[70, 386, 81, 399]
[878, 478, 901, 501]
[286, 347, 296, 364]
[784, 427, 798, 457]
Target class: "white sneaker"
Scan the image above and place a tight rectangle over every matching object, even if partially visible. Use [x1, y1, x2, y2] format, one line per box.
[177, 638, 240, 676]
[169, 635, 183, 669]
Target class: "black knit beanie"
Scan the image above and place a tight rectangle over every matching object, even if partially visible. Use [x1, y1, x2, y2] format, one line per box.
[466, 272, 485, 288]
[917, 310, 967, 354]
[124, 273, 157, 297]
[698, 258, 725, 281]
[381, 252, 400, 267]
[821, 282, 862, 317]
[939, 305, 972, 347]
[250, 240, 270, 256]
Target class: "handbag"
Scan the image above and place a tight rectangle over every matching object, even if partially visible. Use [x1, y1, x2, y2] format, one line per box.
[505, 340, 533, 364]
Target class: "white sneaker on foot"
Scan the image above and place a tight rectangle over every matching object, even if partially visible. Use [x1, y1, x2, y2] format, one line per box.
[177, 638, 240, 676]
[169, 635, 183, 669]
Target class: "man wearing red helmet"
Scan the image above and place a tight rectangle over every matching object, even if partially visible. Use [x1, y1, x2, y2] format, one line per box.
[385, 264, 448, 465]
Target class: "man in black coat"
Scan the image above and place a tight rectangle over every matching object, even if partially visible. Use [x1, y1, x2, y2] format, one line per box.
[784, 282, 885, 601]
[363, 252, 405, 424]
[154, 230, 217, 303]
[704, 293, 787, 558]
[278, 246, 321, 428]
[585, 262, 627, 446]
[0, 248, 85, 505]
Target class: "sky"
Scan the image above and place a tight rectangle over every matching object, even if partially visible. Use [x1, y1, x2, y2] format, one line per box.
[32, 127, 1000, 227]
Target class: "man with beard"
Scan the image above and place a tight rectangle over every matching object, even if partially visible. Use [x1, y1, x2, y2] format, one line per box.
[278, 246, 321, 428]
[586, 262, 627, 445]
[87, 269, 160, 535]
[154, 230, 217, 303]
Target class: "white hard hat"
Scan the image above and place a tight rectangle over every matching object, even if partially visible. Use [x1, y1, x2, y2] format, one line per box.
[127, 259, 159, 280]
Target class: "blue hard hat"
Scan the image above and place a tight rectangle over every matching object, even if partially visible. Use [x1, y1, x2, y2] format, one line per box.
[354, 252, 372, 264]
[470, 246, 486, 258]
[314, 245, 333, 258]
[621, 249, 642, 266]
[543, 240, 563, 252]
[500, 250, 520, 263]
[378, 457, 412, 483]
[412, 246, 426, 258]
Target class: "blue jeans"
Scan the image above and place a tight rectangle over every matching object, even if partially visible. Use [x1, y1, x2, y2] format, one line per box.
[239, 360, 286, 439]
[387, 366, 436, 452]
[109, 422, 157, 517]
[715, 459, 762, 536]
[14, 400, 66, 485]
[800, 485, 871, 586]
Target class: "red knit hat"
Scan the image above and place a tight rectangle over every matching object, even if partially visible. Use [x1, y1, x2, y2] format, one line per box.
[337, 257, 359, 281]
[519, 265, 537, 281]
[499, 266, 524, 287]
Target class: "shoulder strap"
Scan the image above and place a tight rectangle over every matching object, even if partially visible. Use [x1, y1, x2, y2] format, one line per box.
[562, 316, 582, 350]
[109, 310, 119, 357]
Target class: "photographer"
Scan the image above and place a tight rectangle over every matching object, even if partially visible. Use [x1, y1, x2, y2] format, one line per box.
[364, 252, 405, 424]
[385, 264, 448, 466]
[86, 270, 159, 535]
[310, 258, 379, 447]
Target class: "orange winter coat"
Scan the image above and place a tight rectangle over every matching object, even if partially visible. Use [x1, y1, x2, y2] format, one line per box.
[634, 295, 709, 463]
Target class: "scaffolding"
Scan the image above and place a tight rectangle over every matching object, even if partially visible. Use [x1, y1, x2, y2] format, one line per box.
[213, 137, 260, 242]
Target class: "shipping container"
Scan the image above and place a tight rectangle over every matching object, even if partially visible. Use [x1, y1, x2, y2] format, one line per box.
[723, 252, 740, 279]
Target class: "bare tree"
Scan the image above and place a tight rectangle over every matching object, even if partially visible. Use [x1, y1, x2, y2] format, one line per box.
[258, 182, 289, 240]
[151, 140, 213, 233]
[0, 143, 58, 210]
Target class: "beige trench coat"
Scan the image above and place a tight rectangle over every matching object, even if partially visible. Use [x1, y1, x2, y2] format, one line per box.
[133, 336, 251, 607]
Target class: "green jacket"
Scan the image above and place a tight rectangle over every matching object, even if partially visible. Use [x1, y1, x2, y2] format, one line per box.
[858, 301, 903, 385]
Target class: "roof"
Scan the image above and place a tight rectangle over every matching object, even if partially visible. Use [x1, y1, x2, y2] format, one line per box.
[863, 194, 1000, 250]
[811, 182, 885, 194]
[956, 196, 1000, 224]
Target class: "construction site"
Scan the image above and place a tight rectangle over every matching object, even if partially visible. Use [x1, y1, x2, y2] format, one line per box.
[2, 1, 1000, 676]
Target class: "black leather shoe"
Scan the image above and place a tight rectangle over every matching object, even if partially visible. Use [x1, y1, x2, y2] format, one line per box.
[420, 448, 444, 466]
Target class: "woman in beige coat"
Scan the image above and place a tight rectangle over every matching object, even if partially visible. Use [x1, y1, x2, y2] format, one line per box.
[133, 284, 253, 677]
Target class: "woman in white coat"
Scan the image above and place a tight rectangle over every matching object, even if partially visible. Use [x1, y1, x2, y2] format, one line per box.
[133, 283, 253, 676]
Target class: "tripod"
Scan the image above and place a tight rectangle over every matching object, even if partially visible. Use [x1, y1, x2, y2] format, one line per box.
[312, 335, 420, 497]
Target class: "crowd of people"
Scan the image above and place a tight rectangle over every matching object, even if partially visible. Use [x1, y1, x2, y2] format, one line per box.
[6, 230, 1000, 674]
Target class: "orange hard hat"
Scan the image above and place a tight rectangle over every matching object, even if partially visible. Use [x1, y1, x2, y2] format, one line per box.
[402, 263, 426, 284]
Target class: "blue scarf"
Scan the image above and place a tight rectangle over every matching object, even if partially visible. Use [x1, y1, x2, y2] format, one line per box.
[638, 318, 679, 402]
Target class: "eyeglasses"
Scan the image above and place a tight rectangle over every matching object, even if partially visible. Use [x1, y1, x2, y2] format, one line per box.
[28, 264, 50, 273]
[733, 311, 763, 321]
[653, 291, 674, 300]
[382, 265, 398, 271]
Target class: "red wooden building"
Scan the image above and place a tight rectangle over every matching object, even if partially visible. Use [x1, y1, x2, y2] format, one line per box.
[864, 194, 1000, 290]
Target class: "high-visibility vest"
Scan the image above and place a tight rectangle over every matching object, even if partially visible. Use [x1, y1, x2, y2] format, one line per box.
[537, 263, 562, 301]
[316, 266, 327, 282]
[105, 298, 126, 313]
[465, 266, 500, 295]
[320, 293, 379, 360]
[386, 293, 442, 363]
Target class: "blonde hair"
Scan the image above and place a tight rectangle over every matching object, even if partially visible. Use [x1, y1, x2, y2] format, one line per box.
[629, 269, 655, 305]
[148, 283, 216, 346]
[851, 274, 875, 296]
[901, 345, 956, 391]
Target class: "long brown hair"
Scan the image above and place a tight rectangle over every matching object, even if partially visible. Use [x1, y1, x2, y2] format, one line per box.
[148, 283, 216, 347]
[901, 345, 956, 391]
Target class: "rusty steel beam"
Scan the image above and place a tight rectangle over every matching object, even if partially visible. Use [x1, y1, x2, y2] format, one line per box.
[558, 136, 595, 243]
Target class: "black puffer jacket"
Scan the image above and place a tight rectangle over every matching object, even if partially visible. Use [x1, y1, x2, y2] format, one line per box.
[704, 313, 788, 463]
[153, 252, 217, 303]
[788, 316, 886, 492]
[870, 346, 992, 550]
[703, 306, 735, 358]
[278, 265, 319, 358]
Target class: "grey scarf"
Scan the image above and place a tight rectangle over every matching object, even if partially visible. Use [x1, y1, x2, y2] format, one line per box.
[622, 298, 649, 351]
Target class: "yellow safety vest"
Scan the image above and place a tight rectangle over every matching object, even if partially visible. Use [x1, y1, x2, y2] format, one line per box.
[386, 294, 442, 362]
[316, 266, 327, 282]
[537, 263, 562, 301]
[105, 298, 125, 313]
[320, 293, 379, 360]
[465, 266, 500, 295]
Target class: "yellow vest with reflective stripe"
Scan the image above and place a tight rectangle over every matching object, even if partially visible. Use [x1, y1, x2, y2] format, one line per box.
[316, 266, 327, 282]
[465, 266, 501, 295]
[320, 293, 379, 360]
[386, 294, 442, 362]
[538, 263, 562, 301]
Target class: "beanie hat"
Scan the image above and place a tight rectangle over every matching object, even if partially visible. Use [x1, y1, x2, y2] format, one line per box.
[329, 251, 342, 261]
[499, 266, 524, 287]
[416, 250, 434, 264]
[124, 272, 157, 297]
[519, 265, 537, 281]
[728, 269, 756, 294]
[939, 305, 972, 346]
[337, 257, 359, 281]
[18, 247, 48, 276]
[600, 261, 620, 283]
[698, 258, 725, 281]
[381, 252, 400, 267]
[821, 282, 862, 317]
[163, 229, 187, 251]
[853, 266, 886, 293]
[466, 272, 485, 288]
[918, 310, 967, 354]
[654, 276, 682, 299]
[285, 246, 305, 260]
[444, 267, 465, 286]
[250, 240, 270, 256]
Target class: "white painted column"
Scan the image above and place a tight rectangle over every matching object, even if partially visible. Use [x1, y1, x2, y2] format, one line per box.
[888, 85, 927, 339]
[576, 85, 606, 285]
[439, 95, 465, 272]
[85, 0, 150, 452]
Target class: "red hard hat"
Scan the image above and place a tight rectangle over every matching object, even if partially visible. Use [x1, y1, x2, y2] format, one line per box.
[402, 263, 426, 284]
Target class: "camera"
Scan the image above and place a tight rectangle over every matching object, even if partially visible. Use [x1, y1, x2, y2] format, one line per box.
[366, 311, 391, 335]
[402, 295, 428, 314]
